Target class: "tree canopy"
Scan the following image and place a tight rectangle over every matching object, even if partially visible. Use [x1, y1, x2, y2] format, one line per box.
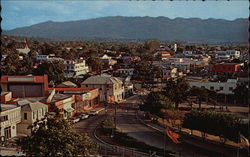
[163, 78, 190, 109]
[33, 60, 65, 84]
[16, 117, 98, 157]
[140, 91, 174, 117]
[182, 110, 247, 142]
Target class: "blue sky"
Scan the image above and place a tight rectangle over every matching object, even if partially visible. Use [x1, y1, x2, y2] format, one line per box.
[2, 0, 249, 30]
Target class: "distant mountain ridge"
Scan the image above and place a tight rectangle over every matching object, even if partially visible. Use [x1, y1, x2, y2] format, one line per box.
[3, 16, 249, 43]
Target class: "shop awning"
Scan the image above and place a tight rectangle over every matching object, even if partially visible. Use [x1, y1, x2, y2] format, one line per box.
[64, 107, 74, 112]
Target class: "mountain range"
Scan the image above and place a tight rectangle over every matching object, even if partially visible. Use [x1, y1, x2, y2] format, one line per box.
[3, 16, 249, 43]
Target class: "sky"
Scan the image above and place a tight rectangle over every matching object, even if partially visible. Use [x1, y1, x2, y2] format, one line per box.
[2, 0, 249, 30]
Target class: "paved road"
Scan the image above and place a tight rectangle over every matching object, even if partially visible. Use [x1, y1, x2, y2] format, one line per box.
[115, 95, 246, 157]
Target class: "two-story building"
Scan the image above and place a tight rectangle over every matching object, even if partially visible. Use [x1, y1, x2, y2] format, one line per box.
[64, 58, 89, 78]
[17, 100, 48, 135]
[46, 90, 76, 119]
[81, 74, 124, 103]
[116, 68, 135, 76]
[0, 104, 21, 141]
[49, 88, 100, 114]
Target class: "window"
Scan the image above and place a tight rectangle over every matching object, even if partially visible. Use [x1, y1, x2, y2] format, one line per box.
[24, 113, 27, 120]
[229, 87, 233, 91]
[33, 112, 35, 120]
[220, 87, 223, 90]
[0, 116, 8, 122]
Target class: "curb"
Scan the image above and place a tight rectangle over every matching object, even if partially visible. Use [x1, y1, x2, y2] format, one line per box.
[93, 123, 149, 157]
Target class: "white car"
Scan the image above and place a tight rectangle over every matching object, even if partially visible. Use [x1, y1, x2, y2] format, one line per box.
[80, 114, 89, 120]
[70, 117, 80, 123]
[89, 110, 99, 116]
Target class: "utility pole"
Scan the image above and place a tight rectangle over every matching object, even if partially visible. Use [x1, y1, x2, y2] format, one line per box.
[114, 102, 117, 129]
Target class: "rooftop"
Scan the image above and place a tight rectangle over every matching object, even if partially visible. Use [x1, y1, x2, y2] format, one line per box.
[51, 94, 72, 103]
[1, 104, 19, 112]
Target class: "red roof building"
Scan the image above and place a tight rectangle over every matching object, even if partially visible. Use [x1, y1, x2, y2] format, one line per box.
[0, 75, 49, 98]
[212, 63, 242, 73]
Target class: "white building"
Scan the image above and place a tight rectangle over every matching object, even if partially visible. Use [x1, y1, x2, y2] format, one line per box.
[81, 74, 124, 103]
[215, 50, 240, 59]
[116, 68, 135, 76]
[16, 40, 30, 54]
[0, 104, 21, 141]
[64, 58, 89, 78]
[188, 77, 238, 95]
[17, 100, 48, 135]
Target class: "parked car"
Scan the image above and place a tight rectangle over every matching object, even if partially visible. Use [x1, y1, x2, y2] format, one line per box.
[89, 110, 99, 116]
[80, 113, 89, 120]
[70, 117, 80, 123]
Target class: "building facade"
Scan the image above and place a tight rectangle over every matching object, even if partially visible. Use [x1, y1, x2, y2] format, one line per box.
[212, 63, 242, 73]
[0, 75, 49, 98]
[0, 104, 21, 141]
[64, 58, 89, 78]
[81, 74, 124, 103]
[17, 101, 48, 135]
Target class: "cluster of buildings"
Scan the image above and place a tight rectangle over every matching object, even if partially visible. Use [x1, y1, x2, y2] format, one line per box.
[0, 73, 131, 141]
[1, 40, 248, 142]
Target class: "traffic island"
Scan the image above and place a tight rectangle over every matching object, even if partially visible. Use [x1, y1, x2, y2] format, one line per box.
[95, 119, 175, 157]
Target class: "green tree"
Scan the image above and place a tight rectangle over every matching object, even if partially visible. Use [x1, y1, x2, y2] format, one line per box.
[140, 91, 174, 117]
[182, 110, 246, 142]
[16, 117, 98, 156]
[163, 78, 190, 109]
[86, 57, 103, 74]
[33, 60, 65, 84]
[233, 83, 249, 105]
[188, 87, 208, 109]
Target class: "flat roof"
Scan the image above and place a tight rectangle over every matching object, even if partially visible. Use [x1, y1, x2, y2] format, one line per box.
[1, 104, 19, 112]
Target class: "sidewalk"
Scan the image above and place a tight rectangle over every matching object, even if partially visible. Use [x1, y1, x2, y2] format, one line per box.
[0, 147, 25, 156]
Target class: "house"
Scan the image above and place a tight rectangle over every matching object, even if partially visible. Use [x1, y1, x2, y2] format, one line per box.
[215, 50, 240, 59]
[215, 53, 231, 61]
[49, 88, 100, 114]
[0, 104, 21, 141]
[162, 67, 178, 80]
[122, 56, 141, 65]
[61, 46, 83, 51]
[56, 81, 78, 88]
[188, 77, 237, 95]
[103, 59, 117, 69]
[81, 74, 124, 103]
[15, 39, 30, 54]
[212, 63, 243, 73]
[0, 75, 49, 98]
[17, 100, 48, 135]
[36, 55, 64, 63]
[117, 76, 134, 98]
[99, 54, 112, 60]
[1, 92, 13, 104]
[116, 68, 135, 76]
[46, 90, 76, 119]
[1, 55, 8, 65]
[153, 50, 172, 60]
[64, 58, 89, 78]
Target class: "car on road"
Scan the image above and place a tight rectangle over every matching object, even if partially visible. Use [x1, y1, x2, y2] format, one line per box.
[89, 110, 99, 116]
[70, 117, 80, 123]
[80, 113, 89, 120]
